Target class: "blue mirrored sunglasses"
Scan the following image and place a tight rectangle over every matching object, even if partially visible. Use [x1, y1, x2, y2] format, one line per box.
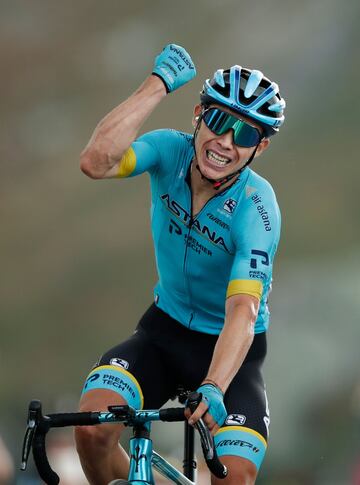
[202, 108, 262, 147]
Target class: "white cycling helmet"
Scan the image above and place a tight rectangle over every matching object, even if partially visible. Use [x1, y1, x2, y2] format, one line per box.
[200, 66, 286, 137]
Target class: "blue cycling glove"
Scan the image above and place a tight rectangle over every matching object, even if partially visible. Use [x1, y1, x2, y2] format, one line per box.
[152, 44, 196, 93]
[196, 383, 227, 427]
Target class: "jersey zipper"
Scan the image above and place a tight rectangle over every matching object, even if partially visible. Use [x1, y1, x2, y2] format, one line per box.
[182, 178, 224, 329]
[182, 201, 194, 329]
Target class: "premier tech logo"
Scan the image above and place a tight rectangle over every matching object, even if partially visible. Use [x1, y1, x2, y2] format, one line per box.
[160, 194, 230, 253]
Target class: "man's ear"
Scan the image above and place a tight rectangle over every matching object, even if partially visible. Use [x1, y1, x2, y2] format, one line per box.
[192, 104, 202, 127]
[255, 138, 271, 158]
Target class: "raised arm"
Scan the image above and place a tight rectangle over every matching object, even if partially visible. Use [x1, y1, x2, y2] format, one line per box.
[80, 44, 196, 179]
[80, 76, 166, 179]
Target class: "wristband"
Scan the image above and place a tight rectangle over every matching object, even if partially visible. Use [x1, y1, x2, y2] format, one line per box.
[201, 379, 224, 395]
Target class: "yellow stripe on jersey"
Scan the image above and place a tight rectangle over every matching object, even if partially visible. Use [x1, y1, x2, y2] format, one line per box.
[116, 147, 136, 178]
[226, 279, 263, 300]
[216, 426, 267, 448]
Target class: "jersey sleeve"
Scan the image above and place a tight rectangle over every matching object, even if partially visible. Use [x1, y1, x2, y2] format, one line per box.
[227, 183, 281, 301]
[116, 129, 191, 178]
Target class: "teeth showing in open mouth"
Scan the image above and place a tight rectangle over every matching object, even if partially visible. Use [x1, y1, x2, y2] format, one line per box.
[206, 150, 231, 166]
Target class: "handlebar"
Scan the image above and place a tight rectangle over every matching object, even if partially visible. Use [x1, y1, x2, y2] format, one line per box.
[21, 400, 101, 484]
[21, 394, 227, 484]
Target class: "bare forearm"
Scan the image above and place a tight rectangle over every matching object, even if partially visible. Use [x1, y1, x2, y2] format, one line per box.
[80, 75, 166, 178]
[203, 300, 257, 393]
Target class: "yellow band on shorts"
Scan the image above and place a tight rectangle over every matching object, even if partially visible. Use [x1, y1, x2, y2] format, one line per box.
[215, 425, 267, 470]
[82, 364, 144, 409]
[216, 426, 267, 448]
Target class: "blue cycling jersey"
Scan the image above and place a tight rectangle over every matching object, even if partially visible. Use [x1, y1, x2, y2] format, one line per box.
[117, 129, 281, 335]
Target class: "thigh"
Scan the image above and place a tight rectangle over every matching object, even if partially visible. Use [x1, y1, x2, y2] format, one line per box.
[81, 325, 178, 410]
[214, 358, 270, 473]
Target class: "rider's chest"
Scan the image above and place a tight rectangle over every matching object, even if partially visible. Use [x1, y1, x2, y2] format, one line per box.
[191, 193, 213, 219]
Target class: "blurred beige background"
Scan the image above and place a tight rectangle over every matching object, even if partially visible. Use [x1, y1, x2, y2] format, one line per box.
[1, 0, 360, 483]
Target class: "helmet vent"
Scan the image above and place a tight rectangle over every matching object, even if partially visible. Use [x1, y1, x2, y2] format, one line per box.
[244, 70, 263, 98]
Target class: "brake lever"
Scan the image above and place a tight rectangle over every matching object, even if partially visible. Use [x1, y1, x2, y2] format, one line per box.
[186, 392, 212, 458]
[21, 400, 42, 470]
[186, 391, 227, 479]
[194, 418, 214, 460]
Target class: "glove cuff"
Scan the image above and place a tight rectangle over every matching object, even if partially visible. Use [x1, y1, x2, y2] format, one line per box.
[151, 72, 170, 94]
[200, 380, 224, 396]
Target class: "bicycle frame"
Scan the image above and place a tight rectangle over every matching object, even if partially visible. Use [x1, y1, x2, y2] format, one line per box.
[121, 410, 195, 485]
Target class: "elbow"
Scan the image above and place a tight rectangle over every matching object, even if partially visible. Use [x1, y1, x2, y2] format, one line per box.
[80, 149, 103, 179]
[249, 301, 259, 326]
[80, 160, 98, 179]
[247, 306, 258, 338]
[226, 294, 259, 338]
[227, 294, 259, 319]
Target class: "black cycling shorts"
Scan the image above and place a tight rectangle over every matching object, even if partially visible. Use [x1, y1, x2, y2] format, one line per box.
[82, 303, 270, 470]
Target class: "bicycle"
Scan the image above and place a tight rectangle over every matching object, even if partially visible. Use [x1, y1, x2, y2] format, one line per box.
[21, 388, 228, 484]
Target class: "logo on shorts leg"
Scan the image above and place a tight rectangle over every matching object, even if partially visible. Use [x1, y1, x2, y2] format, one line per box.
[225, 414, 246, 426]
[84, 373, 100, 389]
[110, 358, 129, 370]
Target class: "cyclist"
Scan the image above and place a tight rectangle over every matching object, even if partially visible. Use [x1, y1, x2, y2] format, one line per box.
[75, 44, 285, 485]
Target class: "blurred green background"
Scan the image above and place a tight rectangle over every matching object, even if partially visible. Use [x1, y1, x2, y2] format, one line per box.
[1, 0, 360, 483]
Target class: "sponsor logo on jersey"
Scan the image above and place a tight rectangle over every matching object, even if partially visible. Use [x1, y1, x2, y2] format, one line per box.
[251, 195, 272, 231]
[249, 270, 266, 280]
[185, 234, 213, 256]
[206, 213, 230, 231]
[249, 250, 269, 281]
[223, 198, 237, 213]
[169, 218, 182, 235]
[161, 194, 191, 223]
[225, 414, 247, 426]
[250, 250, 269, 269]
[161, 194, 230, 253]
[169, 219, 213, 256]
[110, 358, 130, 370]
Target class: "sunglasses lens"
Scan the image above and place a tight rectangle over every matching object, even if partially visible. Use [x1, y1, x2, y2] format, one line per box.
[203, 109, 261, 147]
[232, 120, 261, 147]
